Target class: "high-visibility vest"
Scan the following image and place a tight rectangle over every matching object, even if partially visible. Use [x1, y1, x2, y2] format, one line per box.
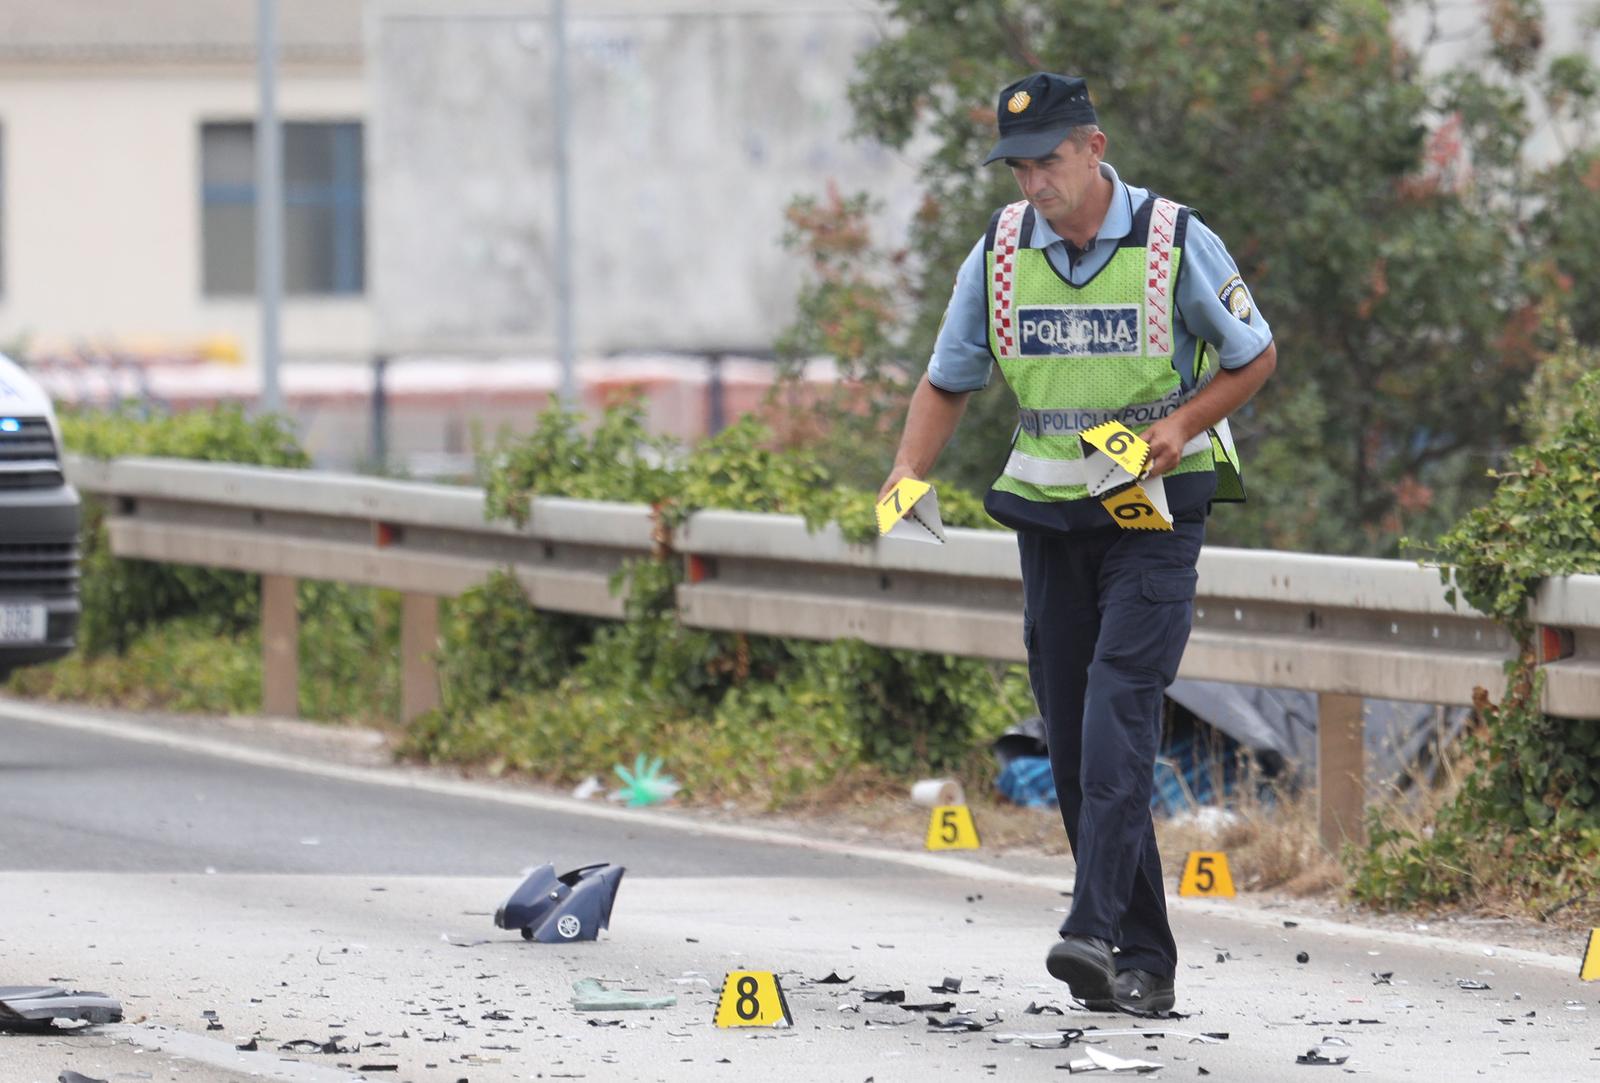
[985, 196, 1245, 507]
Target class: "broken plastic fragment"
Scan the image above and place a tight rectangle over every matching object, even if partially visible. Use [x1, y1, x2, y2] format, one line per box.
[930, 977, 963, 993]
[897, 1000, 956, 1013]
[570, 978, 675, 1012]
[0, 987, 122, 1032]
[928, 1014, 987, 1032]
[812, 971, 854, 985]
[1456, 979, 1490, 991]
[990, 1029, 1083, 1048]
[611, 755, 680, 807]
[1295, 1036, 1351, 1066]
[58, 1072, 108, 1083]
[1067, 1046, 1164, 1073]
[571, 775, 604, 800]
[1025, 1001, 1066, 1015]
[1296, 952, 1310, 964]
[495, 863, 625, 943]
[861, 989, 906, 1004]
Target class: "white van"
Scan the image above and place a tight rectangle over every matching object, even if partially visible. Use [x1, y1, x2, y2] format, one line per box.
[0, 353, 81, 678]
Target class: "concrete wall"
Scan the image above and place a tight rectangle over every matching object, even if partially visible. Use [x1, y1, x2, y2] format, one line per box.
[0, 63, 371, 362]
[369, 0, 920, 357]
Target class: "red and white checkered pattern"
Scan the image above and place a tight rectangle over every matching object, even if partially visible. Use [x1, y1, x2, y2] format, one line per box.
[1143, 198, 1179, 357]
[990, 200, 1029, 357]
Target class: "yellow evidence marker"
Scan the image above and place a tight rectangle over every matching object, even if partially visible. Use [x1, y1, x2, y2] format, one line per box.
[714, 970, 793, 1028]
[1581, 929, 1600, 981]
[925, 805, 981, 851]
[875, 477, 947, 544]
[1079, 420, 1173, 532]
[1178, 851, 1235, 898]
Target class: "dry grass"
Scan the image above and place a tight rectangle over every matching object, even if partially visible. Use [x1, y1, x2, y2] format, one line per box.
[1154, 782, 1344, 896]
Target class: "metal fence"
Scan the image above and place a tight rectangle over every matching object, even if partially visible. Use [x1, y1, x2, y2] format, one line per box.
[64, 455, 1600, 848]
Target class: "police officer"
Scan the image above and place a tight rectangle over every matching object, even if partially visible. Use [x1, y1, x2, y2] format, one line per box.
[879, 73, 1276, 1014]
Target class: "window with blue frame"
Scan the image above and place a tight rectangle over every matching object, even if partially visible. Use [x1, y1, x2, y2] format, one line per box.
[200, 120, 364, 296]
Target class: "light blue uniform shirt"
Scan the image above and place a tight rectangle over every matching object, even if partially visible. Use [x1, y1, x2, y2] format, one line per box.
[927, 163, 1273, 393]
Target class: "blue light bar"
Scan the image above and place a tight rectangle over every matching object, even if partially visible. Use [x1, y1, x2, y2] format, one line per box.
[0, 418, 19, 433]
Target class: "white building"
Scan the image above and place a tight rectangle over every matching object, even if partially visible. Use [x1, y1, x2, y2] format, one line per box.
[0, 0, 371, 365]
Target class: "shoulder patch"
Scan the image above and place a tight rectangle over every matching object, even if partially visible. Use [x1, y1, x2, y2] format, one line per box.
[1217, 274, 1252, 322]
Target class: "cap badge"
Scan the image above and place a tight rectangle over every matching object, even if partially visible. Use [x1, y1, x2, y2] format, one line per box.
[1007, 90, 1032, 114]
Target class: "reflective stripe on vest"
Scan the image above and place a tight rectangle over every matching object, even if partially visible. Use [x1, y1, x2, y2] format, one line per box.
[1002, 432, 1213, 487]
[990, 201, 1028, 357]
[1016, 365, 1216, 438]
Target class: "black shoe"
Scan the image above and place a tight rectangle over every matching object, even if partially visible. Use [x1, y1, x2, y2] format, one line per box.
[1045, 935, 1116, 1010]
[1114, 968, 1176, 1015]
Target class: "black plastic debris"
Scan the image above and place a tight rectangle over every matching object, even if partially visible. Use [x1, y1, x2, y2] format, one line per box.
[587, 1019, 623, 1028]
[202, 1009, 223, 1031]
[58, 1072, 107, 1083]
[928, 1014, 987, 1033]
[1296, 952, 1310, 964]
[358, 1067, 399, 1074]
[1295, 1037, 1351, 1066]
[930, 977, 963, 994]
[862, 989, 906, 1004]
[1371, 972, 1393, 985]
[236, 1038, 259, 1052]
[812, 972, 854, 985]
[898, 1001, 956, 1013]
[1283, 921, 1299, 928]
[495, 862, 625, 943]
[279, 1037, 359, 1055]
[0, 987, 122, 1032]
[1457, 979, 1490, 991]
[1026, 1002, 1066, 1016]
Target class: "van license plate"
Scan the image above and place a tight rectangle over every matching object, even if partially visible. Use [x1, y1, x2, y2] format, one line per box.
[0, 604, 47, 643]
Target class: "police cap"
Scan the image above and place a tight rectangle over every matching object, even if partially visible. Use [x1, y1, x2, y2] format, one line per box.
[982, 73, 1099, 165]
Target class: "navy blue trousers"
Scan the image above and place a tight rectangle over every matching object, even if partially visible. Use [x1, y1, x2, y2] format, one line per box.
[1019, 510, 1205, 979]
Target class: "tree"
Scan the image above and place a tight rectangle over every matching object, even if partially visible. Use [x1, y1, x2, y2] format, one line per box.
[780, 0, 1600, 554]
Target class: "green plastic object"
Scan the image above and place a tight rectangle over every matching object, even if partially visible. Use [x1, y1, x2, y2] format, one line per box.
[570, 978, 677, 1012]
[612, 754, 680, 807]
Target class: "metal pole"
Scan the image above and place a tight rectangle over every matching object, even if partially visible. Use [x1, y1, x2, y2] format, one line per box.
[371, 354, 389, 471]
[551, 0, 577, 409]
[257, 0, 284, 414]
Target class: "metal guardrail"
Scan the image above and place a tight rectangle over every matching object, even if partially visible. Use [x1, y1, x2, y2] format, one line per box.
[62, 455, 1600, 849]
[674, 510, 1600, 715]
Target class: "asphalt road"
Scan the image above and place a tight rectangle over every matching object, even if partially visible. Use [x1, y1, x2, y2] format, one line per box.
[2, 698, 1598, 1083]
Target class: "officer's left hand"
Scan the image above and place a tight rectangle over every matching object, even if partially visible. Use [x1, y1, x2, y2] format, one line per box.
[1139, 418, 1193, 478]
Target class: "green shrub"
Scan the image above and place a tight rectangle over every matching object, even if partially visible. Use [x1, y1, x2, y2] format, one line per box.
[7, 588, 402, 725]
[435, 569, 596, 718]
[400, 402, 1032, 800]
[1351, 360, 1600, 916]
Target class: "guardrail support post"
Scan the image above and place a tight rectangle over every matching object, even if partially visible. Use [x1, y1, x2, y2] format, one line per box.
[261, 573, 298, 717]
[400, 592, 441, 724]
[1317, 692, 1365, 851]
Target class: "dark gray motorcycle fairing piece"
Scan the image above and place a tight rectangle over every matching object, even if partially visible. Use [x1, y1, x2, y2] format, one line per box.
[494, 862, 625, 943]
[0, 987, 123, 1031]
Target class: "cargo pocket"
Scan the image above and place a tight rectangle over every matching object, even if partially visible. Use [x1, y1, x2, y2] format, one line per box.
[1140, 568, 1199, 681]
